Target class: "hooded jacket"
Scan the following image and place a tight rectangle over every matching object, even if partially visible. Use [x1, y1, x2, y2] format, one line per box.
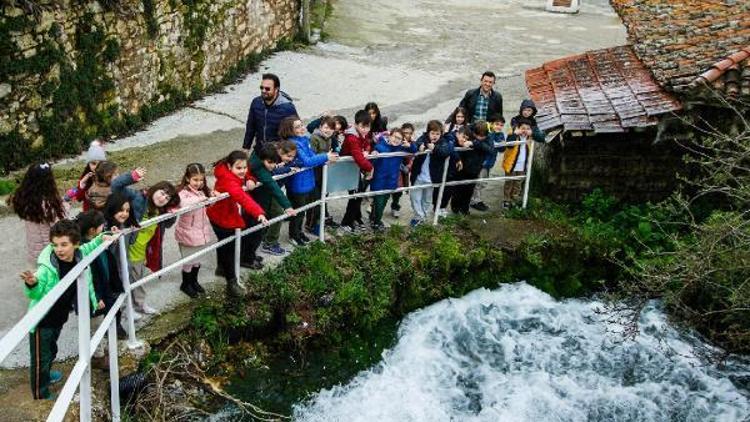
[24, 235, 102, 332]
[458, 88, 503, 123]
[288, 135, 329, 195]
[430, 132, 460, 182]
[483, 130, 506, 169]
[340, 126, 374, 173]
[370, 134, 418, 191]
[510, 99, 540, 129]
[174, 187, 214, 247]
[248, 154, 293, 212]
[207, 163, 265, 230]
[242, 91, 299, 153]
[456, 135, 494, 177]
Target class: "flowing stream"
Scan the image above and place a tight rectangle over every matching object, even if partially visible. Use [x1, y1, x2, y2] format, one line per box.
[289, 283, 749, 422]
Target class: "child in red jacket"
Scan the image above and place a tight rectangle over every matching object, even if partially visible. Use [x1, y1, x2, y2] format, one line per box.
[339, 109, 374, 232]
[207, 150, 267, 297]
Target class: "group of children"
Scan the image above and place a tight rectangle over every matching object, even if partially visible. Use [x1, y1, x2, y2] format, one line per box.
[10, 98, 544, 400]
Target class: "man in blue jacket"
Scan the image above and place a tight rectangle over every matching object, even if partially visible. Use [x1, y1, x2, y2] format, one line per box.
[242, 73, 299, 154]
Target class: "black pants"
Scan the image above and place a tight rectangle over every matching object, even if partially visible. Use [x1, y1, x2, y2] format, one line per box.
[450, 172, 479, 215]
[241, 213, 265, 262]
[341, 178, 370, 227]
[433, 185, 455, 210]
[212, 223, 253, 282]
[29, 326, 62, 399]
[391, 192, 402, 211]
[288, 192, 313, 239]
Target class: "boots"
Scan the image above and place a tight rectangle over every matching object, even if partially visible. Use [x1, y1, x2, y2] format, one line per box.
[190, 266, 205, 294]
[226, 278, 246, 297]
[180, 271, 198, 298]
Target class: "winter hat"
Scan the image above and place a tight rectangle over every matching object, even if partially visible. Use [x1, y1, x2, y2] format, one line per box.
[86, 140, 106, 162]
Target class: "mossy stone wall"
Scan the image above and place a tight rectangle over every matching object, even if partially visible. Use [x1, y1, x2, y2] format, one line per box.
[0, 0, 299, 173]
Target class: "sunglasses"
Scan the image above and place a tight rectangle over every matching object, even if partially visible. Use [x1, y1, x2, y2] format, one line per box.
[260, 86, 274, 92]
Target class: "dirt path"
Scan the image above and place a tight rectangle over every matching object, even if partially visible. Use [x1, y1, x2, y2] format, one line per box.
[0, 0, 626, 373]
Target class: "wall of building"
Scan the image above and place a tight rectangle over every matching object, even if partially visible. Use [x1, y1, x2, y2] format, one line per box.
[536, 132, 684, 203]
[0, 0, 300, 172]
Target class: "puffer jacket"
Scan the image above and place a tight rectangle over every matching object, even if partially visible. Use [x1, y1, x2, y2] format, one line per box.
[207, 163, 265, 230]
[24, 235, 102, 332]
[430, 132, 460, 182]
[502, 130, 544, 174]
[288, 135, 329, 195]
[340, 126, 374, 173]
[371, 134, 417, 191]
[242, 91, 299, 153]
[174, 187, 214, 247]
[483, 130, 506, 169]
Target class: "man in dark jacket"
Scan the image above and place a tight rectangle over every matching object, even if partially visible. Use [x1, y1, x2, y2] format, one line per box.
[242, 73, 299, 153]
[457, 71, 503, 123]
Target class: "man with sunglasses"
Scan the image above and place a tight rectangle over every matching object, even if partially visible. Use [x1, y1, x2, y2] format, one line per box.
[242, 73, 299, 154]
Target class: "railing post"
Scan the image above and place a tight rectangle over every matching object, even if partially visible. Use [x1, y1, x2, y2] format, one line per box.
[319, 163, 329, 242]
[107, 319, 121, 422]
[522, 141, 535, 209]
[118, 236, 142, 349]
[76, 270, 92, 422]
[234, 228, 241, 281]
[433, 156, 450, 226]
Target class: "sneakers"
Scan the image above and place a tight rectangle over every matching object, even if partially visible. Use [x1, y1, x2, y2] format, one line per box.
[49, 370, 63, 384]
[180, 271, 199, 298]
[371, 222, 386, 232]
[391, 209, 400, 218]
[289, 235, 310, 247]
[409, 218, 421, 227]
[471, 202, 489, 212]
[339, 225, 356, 234]
[437, 208, 449, 218]
[308, 224, 321, 237]
[261, 242, 287, 256]
[131, 311, 143, 321]
[325, 218, 340, 229]
[240, 258, 264, 270]
[502, 201, 511, 210]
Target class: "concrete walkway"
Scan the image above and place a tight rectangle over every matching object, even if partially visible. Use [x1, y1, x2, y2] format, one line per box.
[0, 0, 625, 369]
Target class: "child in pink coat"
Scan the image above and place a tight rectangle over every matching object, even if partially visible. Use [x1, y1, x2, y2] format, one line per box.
[174, 163, 215, 297]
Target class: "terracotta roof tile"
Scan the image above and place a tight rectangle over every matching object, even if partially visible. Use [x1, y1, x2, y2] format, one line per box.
[525, 45, 682, 134]
[609, 0, 750, 95]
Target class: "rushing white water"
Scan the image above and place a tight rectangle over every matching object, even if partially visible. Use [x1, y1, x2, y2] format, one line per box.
[293, 283, 750, 422]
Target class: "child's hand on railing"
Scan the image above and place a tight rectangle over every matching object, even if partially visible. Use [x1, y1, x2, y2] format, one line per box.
[102, 231, 121, 243]
[427, 143, 435, 151]
[97, 300, 105, 310]
[246, 180, 258, 191]
[327, 152, 339, 162]
[258, 215, 269, 225]
[290, 167, 301, 173]
[133, 167, 147, 180]
[365, 170, 374, 180]
[456, 160, 464, 172]
[211, 190, 220, 197]
[20, 271, 36, 286]
[284, 207, 297, 217]
[369, 150, 379, 157]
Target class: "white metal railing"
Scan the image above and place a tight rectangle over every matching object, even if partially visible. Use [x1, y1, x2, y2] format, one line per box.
[0, 138, 535, 421]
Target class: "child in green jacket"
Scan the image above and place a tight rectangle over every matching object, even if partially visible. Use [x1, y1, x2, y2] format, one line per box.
[20, 220, 114, 399]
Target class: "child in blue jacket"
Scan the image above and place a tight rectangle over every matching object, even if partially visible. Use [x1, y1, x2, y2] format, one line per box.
[369, 128, 417, 230]
[280, 116, 337, 246]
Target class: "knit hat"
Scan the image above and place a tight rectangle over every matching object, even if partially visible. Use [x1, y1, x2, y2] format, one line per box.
[86, 141, 106, 162]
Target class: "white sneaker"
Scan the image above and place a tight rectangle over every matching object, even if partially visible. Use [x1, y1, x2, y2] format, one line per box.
[131, 311, 143, 321]
[391, 209, 400, 218]
[139, 304, 158, 315]
[438, 208, 449, 218]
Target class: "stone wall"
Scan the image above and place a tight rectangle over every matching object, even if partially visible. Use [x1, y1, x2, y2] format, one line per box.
[536, 132, 684, 203]
[0, 0, 299, 173]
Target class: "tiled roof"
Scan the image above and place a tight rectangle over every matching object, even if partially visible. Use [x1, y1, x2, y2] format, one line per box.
[691, 46, 750, 97]
[609, 0, 750, 93]
[525, 45, 682, 134]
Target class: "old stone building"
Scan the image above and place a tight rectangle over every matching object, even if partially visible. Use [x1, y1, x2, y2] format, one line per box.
[527, 0, 750, 202]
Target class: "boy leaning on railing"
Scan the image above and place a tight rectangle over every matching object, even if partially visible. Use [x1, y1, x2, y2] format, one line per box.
[20, 219, 119, 400]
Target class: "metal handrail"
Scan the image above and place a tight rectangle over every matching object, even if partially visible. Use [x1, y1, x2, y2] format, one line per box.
[0, 137, 536, 422]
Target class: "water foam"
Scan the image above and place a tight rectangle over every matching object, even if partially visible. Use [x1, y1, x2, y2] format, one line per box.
[293, 283, 750, 422]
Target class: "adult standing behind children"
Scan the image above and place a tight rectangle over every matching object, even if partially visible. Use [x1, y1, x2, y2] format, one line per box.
[457, 71, 503, 123]
[242, 73, 299, 154]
